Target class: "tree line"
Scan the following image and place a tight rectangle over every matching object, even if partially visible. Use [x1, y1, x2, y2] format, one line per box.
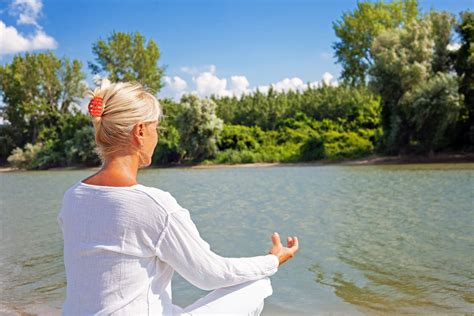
[0, 0, 472, 170]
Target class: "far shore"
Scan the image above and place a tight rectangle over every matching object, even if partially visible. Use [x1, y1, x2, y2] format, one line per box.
[1, 152, 473, 173]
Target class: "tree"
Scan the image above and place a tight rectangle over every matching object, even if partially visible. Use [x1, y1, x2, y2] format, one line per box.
[332, 0, 418, 86]
[0, 51, 86, 156]
[89, 31, 166, 94]
[176, 94, 223, 161]
[408, 73, 462, 152]
[370, 16, 462, 154]
[152, 98, 183, 164]
[429, 11, 456, 73]
[452, 10, 474, 146]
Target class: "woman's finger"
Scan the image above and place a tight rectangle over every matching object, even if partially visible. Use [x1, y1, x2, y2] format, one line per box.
[271, 232, 281, 247]
[290, 236, 299, 253]
[292, 236, 299, 251]
[287, 236, 293, 247]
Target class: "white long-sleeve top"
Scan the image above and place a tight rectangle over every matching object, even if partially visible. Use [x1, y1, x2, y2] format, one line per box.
[57, 180, 279, 315]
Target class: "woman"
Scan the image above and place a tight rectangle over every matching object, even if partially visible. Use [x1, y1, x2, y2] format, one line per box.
[57, 80, 299, 315]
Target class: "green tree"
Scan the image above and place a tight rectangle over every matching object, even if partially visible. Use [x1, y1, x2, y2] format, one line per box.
[176, 94, 223, 161]
[452, 10, 474, 146]
[332, 0, 418, 86]
[89, 31, 166, 94]
[370, 16, 462, 154]
[152, 98, 184, 164]
[402, 73, 462, 153]
[0, 51, 86, 158]
[429, 11, 456, 73]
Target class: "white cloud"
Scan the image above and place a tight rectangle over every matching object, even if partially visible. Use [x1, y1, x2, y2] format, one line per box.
[250, 72, 338, 95]
[164, 76, 187, 91]
[272, 77, 306, 93]
[446, 42, 461, 51]
[253, 85, 270, 94]
[163, 76, 188, 100]
[11, 0, 43, 27]
[193, 73, 250, 97]
[166, 66, 339, 100]
[0, 0, 57, 56]
[309, 81, 322, 89]
[0, 20, 57, 55]
[322, 72, 334, 85]
[194, 71, 231, 97]
[230, 76, 249, 96]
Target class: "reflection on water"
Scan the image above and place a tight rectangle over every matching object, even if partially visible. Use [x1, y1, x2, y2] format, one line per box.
[305, 163, 474, 314]
[0, 163, 473, 315]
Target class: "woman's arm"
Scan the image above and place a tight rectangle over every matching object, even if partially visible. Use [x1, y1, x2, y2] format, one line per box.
[155, 207, 279, 291]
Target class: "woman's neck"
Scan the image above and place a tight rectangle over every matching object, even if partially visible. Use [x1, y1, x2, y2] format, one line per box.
[84, 154, 140, 187]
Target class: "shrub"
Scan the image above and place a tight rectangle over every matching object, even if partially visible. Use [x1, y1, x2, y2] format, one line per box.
[215, 149, 245, 164]
[153, 125, 183, 164]
[176, 95, 223, 161]
[323, 130, 374, 160]
[0, 125, 17, 165]
[64, 126, 101, 166]
[299, 134, 325, 161]
[7, 143, 43, 169]
[217, 124, 262, 151]
[34, 139, 66, 169]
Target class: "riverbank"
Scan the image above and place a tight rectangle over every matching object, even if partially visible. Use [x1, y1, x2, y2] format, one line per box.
[1, 152, 473, 172]
[188, 152, 474, 169]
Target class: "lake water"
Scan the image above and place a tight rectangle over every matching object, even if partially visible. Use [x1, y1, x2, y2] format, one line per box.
[0, 164, 473, 315]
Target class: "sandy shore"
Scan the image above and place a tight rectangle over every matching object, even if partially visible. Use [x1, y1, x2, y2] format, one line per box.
[1, 153, 473, 173]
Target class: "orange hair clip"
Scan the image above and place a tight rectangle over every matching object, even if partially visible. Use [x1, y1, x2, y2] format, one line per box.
[88, 96, 104, 117]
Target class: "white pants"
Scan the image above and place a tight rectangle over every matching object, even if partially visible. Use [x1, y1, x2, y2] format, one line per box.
[172, 277, 273, 315]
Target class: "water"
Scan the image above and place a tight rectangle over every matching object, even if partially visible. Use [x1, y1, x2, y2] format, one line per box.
[0, 164, 473, 315]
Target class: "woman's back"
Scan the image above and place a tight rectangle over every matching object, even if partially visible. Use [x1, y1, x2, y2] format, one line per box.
[58, 181, 175, 315]
[58, 180, 282, 315]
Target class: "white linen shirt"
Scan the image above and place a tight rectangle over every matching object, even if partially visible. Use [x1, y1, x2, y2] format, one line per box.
[57, 180, 279, 315]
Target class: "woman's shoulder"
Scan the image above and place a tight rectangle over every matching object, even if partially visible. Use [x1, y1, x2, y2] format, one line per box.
[62, 181, 182, 216]
[133, 184, 182, 215]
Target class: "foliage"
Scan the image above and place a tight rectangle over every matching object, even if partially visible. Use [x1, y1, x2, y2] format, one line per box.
[213, 115, 377, 164]
[299, 135, 325, 161]
[0, 125, 16, 164]
[429, 11, 456, 73]
[323, 130, 374, 160]
[217, 124, 263, 151]
[452, 10, 474, 147]
[153, 124, 182, 164]
[402, 73, 462, 152]
[176, 94, 223, 161]
[213, 84, 381, 132]
[89, 31, 166, 94]
[7, 143, 43, 169]
[64, 125, 101, 166]
[151, 98, 184, 164]
[0, 51, 86, 151]
[370, 14, 463, 154]
[332, 0, 419, 86]
[34, 139, 65, 169]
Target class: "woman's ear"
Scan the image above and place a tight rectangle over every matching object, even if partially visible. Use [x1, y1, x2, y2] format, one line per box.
[132, 123, 145, 147]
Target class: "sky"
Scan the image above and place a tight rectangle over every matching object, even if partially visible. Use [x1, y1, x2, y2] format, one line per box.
[0, 0, 472, 103]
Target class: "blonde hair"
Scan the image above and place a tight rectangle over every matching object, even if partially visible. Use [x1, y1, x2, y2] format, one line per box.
[87, 79, 162, 162]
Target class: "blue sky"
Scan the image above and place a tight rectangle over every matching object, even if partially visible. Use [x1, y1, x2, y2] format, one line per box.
[0, 0, 472, 101]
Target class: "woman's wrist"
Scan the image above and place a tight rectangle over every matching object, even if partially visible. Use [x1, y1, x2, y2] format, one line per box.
[267, 253, 280, 267]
